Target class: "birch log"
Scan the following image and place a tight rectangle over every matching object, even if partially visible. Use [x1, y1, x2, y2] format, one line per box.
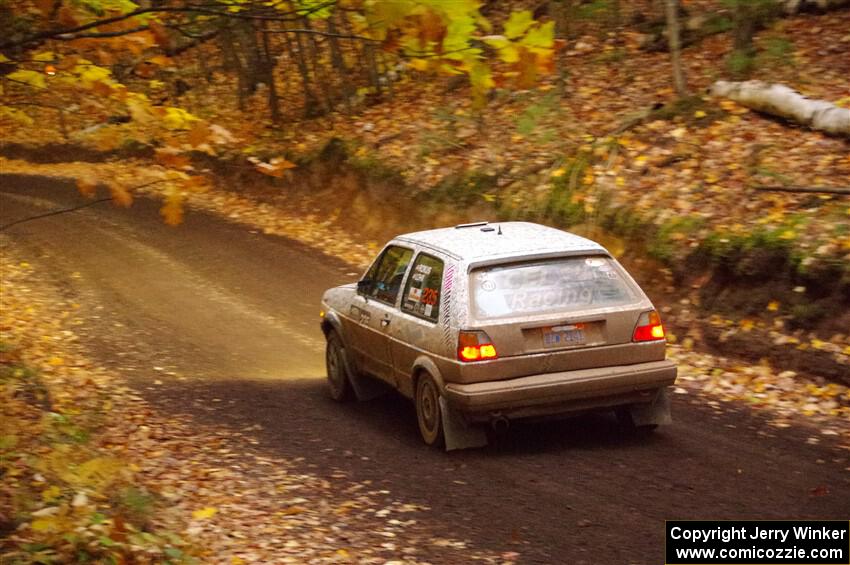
[710, 81, 850, 137]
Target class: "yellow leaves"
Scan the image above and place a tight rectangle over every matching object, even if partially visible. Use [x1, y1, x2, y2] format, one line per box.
[779, 230, 796, 240]
[694, 110, 707, 119]
[77, 65, 112, 88]
[48, 357, 64, 366]
[161, 107, 199, 130]
[42, 485, 62, 502]
[408, 58, 431, 72]
[0, 106, 34, 125]
[76, 178, 98, 198]
[767, 301, 780, 312]
[253, 157, 296, 178]
[155, 148, 192, 170]
[31, 516, 63, 533]
[7, 69, 47, 89]
[148, 21, 171, 48]
[192, 506, 218, 520]
[146, 55, 172, 67]
[66, 457, 124, 489]
[280, 505, 306, 515]
[504, 10, 534, 40]
[161, 190, 184, 227]
[187, 121, 211, 148]
[739, 319, 755, 332]
[107, 183, 133, 208]
[124, 100, 151, 128]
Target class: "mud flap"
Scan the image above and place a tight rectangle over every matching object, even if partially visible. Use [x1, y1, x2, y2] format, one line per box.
[347, 370, 390, 401]
[439, 396, 488, 451]
[629, 387, 672, 426]
[339, 351, 388, 401]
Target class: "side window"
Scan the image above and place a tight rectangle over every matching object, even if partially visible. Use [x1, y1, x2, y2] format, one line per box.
[401, 254, 444, 322]
[361, 245, 414, 305]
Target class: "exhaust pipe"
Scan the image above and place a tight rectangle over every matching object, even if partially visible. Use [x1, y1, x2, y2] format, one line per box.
[490, 414, 510, 434]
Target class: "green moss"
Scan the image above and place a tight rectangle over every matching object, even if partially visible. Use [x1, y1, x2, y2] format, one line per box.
[647, 215, 706, 263]
[425, 171, 499, 206]
[651, 95, 724, 126]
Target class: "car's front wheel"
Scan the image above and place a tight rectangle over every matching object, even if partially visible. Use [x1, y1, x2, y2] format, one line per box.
[415, 372, 444, 447]
[325, 331, 352, 402]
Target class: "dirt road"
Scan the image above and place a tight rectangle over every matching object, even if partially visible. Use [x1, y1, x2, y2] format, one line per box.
[2, 175, 847, 564]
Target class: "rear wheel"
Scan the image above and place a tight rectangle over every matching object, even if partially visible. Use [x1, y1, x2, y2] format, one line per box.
[415, 372, 444, 447]
[325, 331, 352, 402]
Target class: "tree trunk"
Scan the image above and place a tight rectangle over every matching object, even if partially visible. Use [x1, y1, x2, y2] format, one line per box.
[665, 0, 688, 97]
[711, 80, 850, 137]
[732, 0, 758, 55]
[219, 26, 248, 111]
[327, 16, 353, 113]
[549, 0, 571, 98]
[283, 27, 319, 117]
[260, 22, 281, 123]
[301, 17, 334, 115]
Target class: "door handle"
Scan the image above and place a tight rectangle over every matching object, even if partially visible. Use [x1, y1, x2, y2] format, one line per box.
[380, 317, 391, 328]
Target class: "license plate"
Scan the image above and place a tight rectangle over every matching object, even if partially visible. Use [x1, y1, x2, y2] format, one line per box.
[543, 325, 585, 347]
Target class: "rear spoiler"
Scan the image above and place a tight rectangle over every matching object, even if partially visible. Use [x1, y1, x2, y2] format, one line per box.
[466, 249, 611, 273]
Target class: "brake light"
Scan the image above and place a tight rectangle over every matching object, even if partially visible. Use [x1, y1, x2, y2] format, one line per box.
[632, 310, 666, 342]
[458, 330, 498, 362]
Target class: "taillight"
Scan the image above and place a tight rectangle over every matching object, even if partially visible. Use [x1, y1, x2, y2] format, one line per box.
[632, 310, 666, 342]
[458, 330, 498, 362]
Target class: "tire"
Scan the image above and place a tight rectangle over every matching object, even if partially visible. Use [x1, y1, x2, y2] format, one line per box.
[325, 331, 352, 402]
[415, 372, 445, 447]
[615, 406, 658, 434]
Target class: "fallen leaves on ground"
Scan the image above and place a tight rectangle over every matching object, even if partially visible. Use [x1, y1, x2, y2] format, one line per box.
[0, 249, 510, 563]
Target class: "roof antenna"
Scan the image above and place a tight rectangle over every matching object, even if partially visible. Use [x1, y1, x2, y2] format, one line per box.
[497, 225, 503, 235]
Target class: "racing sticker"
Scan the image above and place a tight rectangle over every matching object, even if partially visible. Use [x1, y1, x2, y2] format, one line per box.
[421, 288, 438, 305]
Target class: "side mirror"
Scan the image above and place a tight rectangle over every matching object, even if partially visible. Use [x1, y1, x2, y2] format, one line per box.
[357, 279, 372, 294]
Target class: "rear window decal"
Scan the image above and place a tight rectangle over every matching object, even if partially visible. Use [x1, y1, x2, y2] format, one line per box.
[471, 257, 637, 320]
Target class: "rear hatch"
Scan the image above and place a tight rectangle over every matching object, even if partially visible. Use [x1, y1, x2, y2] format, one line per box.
[468, 255, 651, 359]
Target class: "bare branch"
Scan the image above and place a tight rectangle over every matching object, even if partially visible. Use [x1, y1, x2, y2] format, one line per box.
[754, 186, 850, 196]
[0, 0, 338, 49]
[261, 28, 374, 42]
[57, 25, 150, 40]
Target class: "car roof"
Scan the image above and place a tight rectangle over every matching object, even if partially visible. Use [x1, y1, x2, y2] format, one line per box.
[395, 221, 607, 262]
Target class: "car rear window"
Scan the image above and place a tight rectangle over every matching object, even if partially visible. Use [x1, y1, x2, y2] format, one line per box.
[470, 256, 639, 320]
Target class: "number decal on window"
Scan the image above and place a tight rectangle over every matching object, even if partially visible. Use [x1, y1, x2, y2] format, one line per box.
[421, 288, 438, 306]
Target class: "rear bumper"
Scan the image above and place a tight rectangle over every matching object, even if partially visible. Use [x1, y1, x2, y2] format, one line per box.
[443, 359, 677, 421]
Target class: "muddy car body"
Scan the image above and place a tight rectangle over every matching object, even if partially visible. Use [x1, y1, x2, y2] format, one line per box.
[321, 222, 677, 449]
